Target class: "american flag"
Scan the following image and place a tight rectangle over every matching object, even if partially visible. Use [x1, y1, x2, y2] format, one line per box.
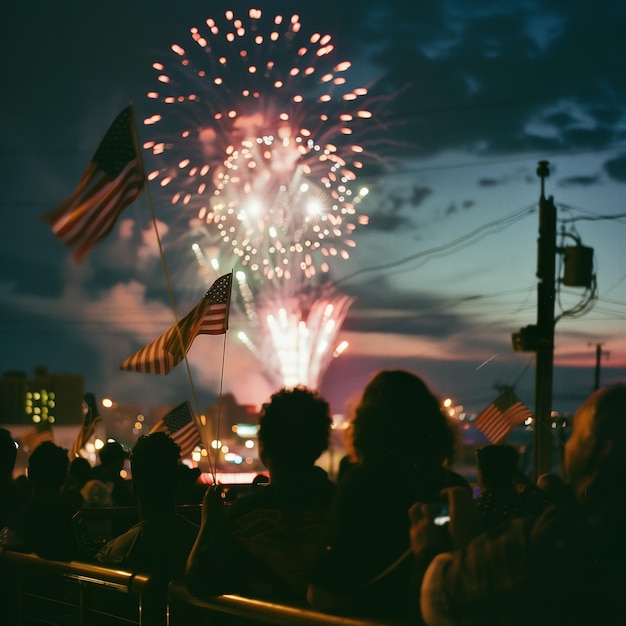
[473, 388, 532, 444]
[119, 273, 233, 374]
[21, 421, 55, 452]
[42, 106, 144, 262]
[149, 401, 201, 458]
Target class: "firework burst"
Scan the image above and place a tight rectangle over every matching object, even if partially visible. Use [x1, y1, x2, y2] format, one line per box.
[238, 283, 354, 389]
[144, 7, 373, 284]
[143, 8, 381, 390]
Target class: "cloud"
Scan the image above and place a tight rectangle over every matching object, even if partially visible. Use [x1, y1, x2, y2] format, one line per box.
[138, 220, 169, 262]
[365, 212, 413, 232]
[604, 155, 626, 183]
[410, 185, 432, 207]
[558, 175, 599, 187]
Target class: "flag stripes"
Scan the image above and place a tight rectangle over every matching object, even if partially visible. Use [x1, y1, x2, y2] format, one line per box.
[149, 401, 201, 458]
[473, 389, 532, 444]
[120, 273, 232, 375]
[42, 106, 143, 262]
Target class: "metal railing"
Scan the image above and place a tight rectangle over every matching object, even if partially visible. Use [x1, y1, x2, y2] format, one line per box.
[167, 582, 401, 626]
[0, 550, 405, 626]
[0, 549, 164, 625]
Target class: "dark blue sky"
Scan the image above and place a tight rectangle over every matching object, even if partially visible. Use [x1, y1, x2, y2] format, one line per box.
[2, 0, 625, 417]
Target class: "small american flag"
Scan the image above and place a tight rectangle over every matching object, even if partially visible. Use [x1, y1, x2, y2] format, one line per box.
[149, 401, 201, 458]
[119, 273, 233, 374]
[473, 389, 532, 444]
[42, 106, 144, 262]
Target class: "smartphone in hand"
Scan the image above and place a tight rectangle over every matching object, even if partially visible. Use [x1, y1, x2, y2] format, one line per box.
[433, 498, 450, 526]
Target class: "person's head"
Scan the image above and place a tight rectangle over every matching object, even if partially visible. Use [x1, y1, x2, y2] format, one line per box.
[537, 472, 576, 505]
[351, 370, 457, 467]
[476, 444, 520, 491]
[98, 440, 126, 470]
[537, 472, 566, 492]
[257, 386, 332, 472]
[130, 432, 181, 508]
[565, 383, 626, 500]
[28, 441, 70, 493]
[68, 456, 91, 487]
[0, 428, 18, 479]
[80, 479, 114, 507]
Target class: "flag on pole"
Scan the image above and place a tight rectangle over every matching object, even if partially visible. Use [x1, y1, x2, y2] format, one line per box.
[42, 106, 144, 262]
[21, 421, 55, 452]
[149, 401, 201, 458]
[119, 272, 233, 374]
[473, 388, 532, 444]
[70, 392, 102, 458]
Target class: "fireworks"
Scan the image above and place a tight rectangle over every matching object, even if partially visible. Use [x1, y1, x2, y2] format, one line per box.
[144, 8, 379, 390]
[239, 284, 354, 389]
[144, 8, 372, 282]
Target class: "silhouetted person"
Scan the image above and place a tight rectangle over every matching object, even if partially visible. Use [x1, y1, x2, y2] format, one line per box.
[176, 463, 204, 504]
[90, 440, 135, 507]
[62, 456, 92, 510]
[186, 386, 336, 602]
[411, 384, 626, 626]
[536, 471, 576, 507]
[474, 444, 530, 530]
[0, 428, 26, 528]
[336, 420, 359, 483]
[94, 432, 198, 580]
[0, 441, 78, 560]
[307, 369, 470, 620]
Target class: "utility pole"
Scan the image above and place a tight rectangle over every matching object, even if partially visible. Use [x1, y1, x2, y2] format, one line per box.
[589, 342, 607, 391]
[534, 161, 556, 480]
[512, 161, 596, 480]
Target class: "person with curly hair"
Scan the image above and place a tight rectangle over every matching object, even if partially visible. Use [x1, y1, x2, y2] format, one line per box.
[186, 385, 336, 602]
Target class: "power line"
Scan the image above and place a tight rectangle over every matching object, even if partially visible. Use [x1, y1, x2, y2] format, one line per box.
[335, 203, 535, 287]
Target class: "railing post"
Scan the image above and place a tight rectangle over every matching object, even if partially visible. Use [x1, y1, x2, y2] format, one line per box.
[16, 571, 24, 626]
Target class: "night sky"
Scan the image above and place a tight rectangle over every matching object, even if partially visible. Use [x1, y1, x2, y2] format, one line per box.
[2, 0, 626, 419]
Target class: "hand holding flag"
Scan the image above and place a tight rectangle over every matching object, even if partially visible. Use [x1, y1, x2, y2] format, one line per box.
[42, 106, 144, 262]
[120, 273, 233, 374]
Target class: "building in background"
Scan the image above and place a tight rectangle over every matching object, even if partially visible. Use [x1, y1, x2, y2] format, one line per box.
[0, 367, 84, 426]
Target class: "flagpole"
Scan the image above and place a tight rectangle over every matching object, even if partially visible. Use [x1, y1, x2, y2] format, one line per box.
[211, 329, 231, 483]
[128, 102, 215, 478]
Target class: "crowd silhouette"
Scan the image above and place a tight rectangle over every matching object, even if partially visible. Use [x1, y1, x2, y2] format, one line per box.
[1, 371, 625, 624]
